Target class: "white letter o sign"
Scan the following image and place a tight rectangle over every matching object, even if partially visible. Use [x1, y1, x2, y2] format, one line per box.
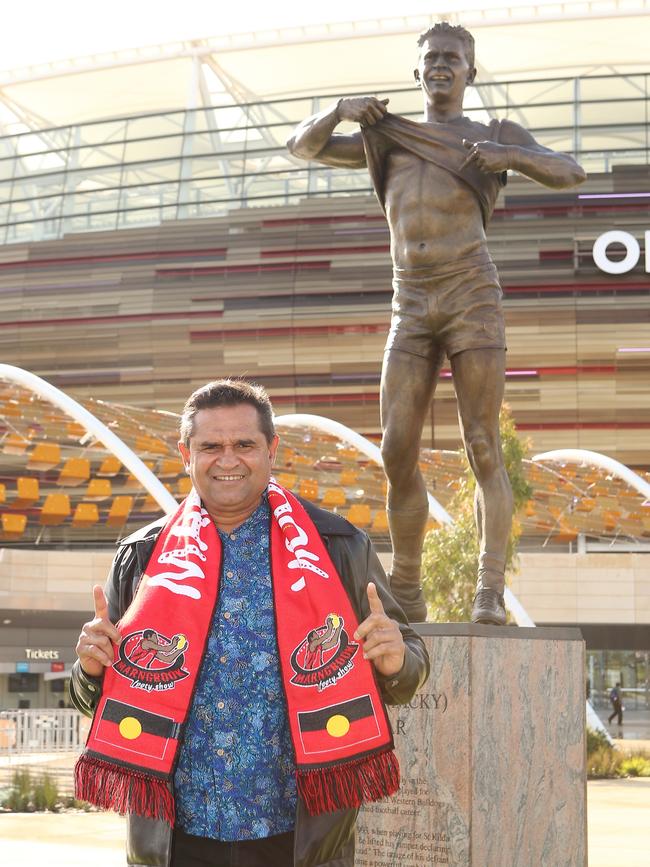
[593, 230, 640, 274]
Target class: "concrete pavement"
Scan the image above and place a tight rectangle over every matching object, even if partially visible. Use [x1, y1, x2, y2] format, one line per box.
[1, 779, 649, 866]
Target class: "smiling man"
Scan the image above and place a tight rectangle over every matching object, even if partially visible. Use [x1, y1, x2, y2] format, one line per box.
[287, 21, 586, 626]
[70, 379, 429, 867]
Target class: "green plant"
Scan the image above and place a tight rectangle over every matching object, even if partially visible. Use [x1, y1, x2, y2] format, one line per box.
[618, 755, 650, 777]
[587, 727, 611, 756]
[587, 745, 623, 778]
[3, 769, 31, 811]
[422, 404, 532, 622]
[32, 773, 60, 811]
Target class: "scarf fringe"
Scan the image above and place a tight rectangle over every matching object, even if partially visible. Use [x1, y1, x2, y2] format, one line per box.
[74, 753, 175, 826]
[297, 749, 400, 815]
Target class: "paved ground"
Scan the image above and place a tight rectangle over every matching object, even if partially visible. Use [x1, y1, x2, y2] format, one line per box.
[1, 779, 649, 866]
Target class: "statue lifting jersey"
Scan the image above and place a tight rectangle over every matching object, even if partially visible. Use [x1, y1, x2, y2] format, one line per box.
[288, 22, 586, 625]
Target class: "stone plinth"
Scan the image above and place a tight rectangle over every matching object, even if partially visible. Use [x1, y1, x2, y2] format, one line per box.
[356, 624, 586, 867]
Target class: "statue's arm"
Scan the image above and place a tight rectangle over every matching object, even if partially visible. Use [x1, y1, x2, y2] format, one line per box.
[462, 119, 586, 189]
[287, 96, 389, 169]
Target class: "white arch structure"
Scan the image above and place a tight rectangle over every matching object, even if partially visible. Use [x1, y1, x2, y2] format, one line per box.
[533, 448, 650, 502]
[0, 364, 178, 514]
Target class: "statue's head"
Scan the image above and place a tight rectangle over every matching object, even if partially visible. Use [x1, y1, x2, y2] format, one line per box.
[414, 22, 477, 102]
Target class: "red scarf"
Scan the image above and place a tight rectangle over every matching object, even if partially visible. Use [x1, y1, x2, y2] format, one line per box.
[75, 482, 399, 824]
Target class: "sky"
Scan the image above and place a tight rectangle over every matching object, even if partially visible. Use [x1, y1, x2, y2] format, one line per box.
[1, 0, 604, 73]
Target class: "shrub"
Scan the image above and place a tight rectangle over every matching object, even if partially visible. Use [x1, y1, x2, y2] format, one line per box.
[1, 768, 60, 812]
[618, 755, 650, 778]
[587, 745, 623, 778]
[587, 727, 611, 756]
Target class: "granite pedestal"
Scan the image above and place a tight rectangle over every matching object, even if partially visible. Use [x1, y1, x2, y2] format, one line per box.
[356, 624, 586, 867]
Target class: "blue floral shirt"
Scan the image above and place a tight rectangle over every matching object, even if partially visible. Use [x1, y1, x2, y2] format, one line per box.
[173, 498, 297, 840]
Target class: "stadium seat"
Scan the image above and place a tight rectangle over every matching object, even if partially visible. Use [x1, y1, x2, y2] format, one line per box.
[97, 456, 122, 476]
[298, 479, 319, 501]
[40, 494, 71, 526]
[57, 457, 90, 486]
[321, 488, 346, 508]
[2, 513, 27, 539]
[72, 502, 99, 528]
[2, 433, 28, 456]
[14, 477, 39, 508]
[346, 504, 371, 528]
[177, 477, 192, 496]
[27, 442, 61, 470]
[0, 483, 4, 504]
[85, 478, 112, 500]
[371, 510, 389, 532]
[107, 496, 133, 527]
[339, 469, 358, 486]
[275, 472, 297, 490]
[159, 457, 184, 477]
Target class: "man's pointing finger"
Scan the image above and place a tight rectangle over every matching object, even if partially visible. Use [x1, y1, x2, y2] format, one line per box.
[93, 584, 108, 619]
[367, 582, 385, 615]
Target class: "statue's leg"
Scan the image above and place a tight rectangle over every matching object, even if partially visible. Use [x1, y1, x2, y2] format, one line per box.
[450, 347, 512, 625]
[380, 347, 443, 622]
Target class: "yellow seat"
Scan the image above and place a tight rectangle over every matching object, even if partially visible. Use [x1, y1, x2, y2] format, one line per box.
[346, 504, 371, 528]
[72, 502, 99, 528]
[66, 421, 86, 439]
[321, 488, 346, 508]
[98, 456, 122, 477]
[339, 469, 358, 486]
[57, 457, 90, 486]
[85, 478, 112, 500]
[107, 496, 133, 527]
[177, 477, 192, 496]
[136, 434, 169, 456]
[275, 472, 297, 490]
[27, 442, 61, 471]
[2, 513, 27, 539]
[2, 433, 28, 456]
[40, 494, 71, 526]
[159, 458, 184, 477]
[298, 479, 319, 501]
[371, 510, 389, 532]
[14, 477, 39, 508]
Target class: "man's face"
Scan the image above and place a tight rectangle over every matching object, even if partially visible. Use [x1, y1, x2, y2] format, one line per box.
[178, 403, 278, 522]
[414, 34, 476, 105]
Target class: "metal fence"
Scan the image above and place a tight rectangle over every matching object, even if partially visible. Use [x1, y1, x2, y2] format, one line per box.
[0, 708, 88, 754]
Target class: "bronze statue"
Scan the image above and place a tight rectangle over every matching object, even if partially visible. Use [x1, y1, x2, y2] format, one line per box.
[287, 22, 586, 625]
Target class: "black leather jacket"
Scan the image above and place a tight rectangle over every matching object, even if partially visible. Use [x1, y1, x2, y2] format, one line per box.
[70, 498, 429, 867]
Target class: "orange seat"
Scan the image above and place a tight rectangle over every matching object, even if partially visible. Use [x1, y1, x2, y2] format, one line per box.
[159, 458, 184, 477]
[177, 477, 192, 496]
[2, 513, 27, 539]
[2, 433, 28, 456]
[298, 479, 319, 501]
[0, 483, 5, 505]
[322, 488, 346, 508]
[107, 496, 133, 527]
[136, 434, 169, 456]
[27, 442, 61, 471]
[346, 504, 371, 528]
[339, 469, 358, 486]
[72, 502, 99, 528]
[275, 472, 297, 490]
[66, 421, 86, 439]
[40, 493, 71, 526]
[14, 477, 39, 508]
[86, 478, 112, 500]
[57, 457, 90, 486]
[97, 456, 122, 477]
[371, 510, 389, 532]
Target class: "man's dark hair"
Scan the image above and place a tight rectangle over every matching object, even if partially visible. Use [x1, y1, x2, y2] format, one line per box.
[417, 22, 475, 69]
[179, 378, 275, 446]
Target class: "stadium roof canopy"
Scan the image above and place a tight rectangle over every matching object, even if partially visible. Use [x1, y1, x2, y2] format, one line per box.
[1, 2, 649, 129]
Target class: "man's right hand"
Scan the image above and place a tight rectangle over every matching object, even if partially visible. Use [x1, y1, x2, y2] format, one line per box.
[337, 97, 389, 126]
[75, 585, 121, 677]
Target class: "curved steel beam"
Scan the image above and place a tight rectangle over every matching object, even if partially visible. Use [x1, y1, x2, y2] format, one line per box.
[532, 448, 650, 501]
[0, 364, 178, 514]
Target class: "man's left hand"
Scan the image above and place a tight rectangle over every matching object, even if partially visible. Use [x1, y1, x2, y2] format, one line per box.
[354, 582, 405, 677]
[460, 139, 511, 173]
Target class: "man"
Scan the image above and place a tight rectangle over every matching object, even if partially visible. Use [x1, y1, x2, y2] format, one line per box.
[70, 379, 429, 867]
[287, 22, 586, 625]
[608, 683, 623, 727]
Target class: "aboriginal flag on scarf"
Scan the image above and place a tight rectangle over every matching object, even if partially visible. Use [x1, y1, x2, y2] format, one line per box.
[75, 483, 399, 824]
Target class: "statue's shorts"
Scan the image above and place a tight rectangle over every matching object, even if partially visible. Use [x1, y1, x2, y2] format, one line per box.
[386, 251, 506, 361]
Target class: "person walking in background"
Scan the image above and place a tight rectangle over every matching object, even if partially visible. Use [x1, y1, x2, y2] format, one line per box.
[608, 682, 623, 726]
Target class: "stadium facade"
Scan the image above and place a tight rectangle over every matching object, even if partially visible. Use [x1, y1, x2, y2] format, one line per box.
[0, 8, 649, 720]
